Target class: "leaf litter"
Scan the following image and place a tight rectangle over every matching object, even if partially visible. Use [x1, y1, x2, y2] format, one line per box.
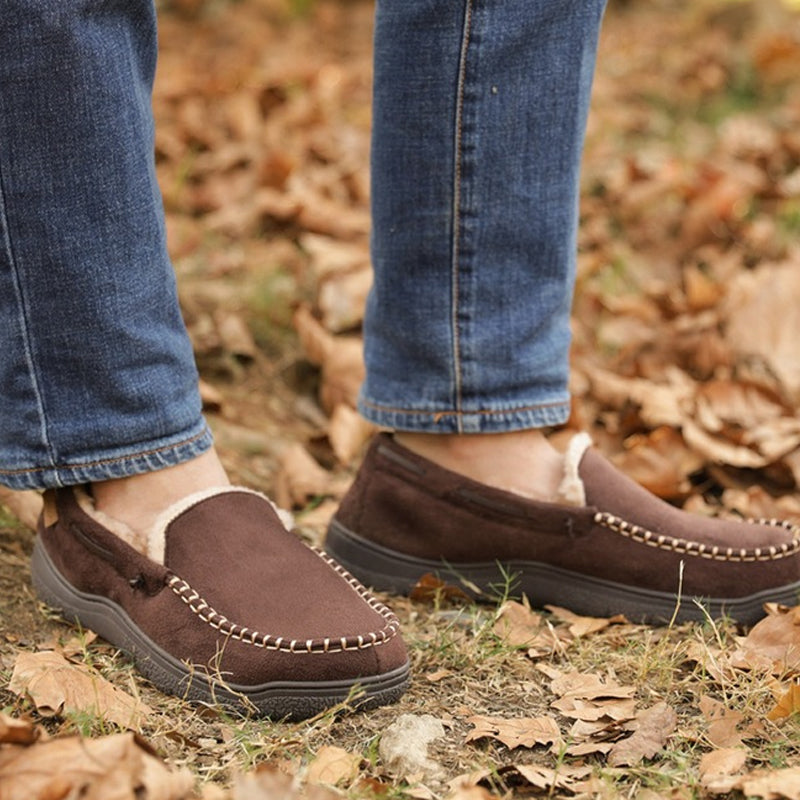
[2, 0, 800, 797]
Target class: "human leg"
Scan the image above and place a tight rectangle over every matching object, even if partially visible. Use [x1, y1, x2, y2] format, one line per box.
[327, 0, 800, 624]
[2, 0, 408, 717]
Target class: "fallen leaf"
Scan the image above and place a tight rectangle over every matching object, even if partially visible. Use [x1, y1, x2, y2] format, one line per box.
[682, 418, 767, 468]
[551, 696, 637, 722]
[0, 714, 39, 746]
[0, 732, 193, 800]
[494, 764, 593, 793]
[317, 267, 372, 333]
[306, 745, 361, 786]
[699, 695, 745, 749]
[214, 310, 257, 361]
[8, 651, 150, 728]
[549, 670, 637, 701]
[611, 427, 700, 499]
[607, 702, 677, 767]
[409, 574, 471, 603]
[493, 600, 543, 647]
[465, 715, 562, 752]
[767, 683, 800, 721]
[699, 748, 748, 794]
[0, 487, 42, 531]
[738, 766, 800, 800]
[425, 669, 452, 683]
[545, 605, 625, 638]
[724, 259, 800, 404]
[327, 404, 375, 465]
[273, 443, 333, 510]
[731, 604, 800, 674]
[446, 786, 500, 800]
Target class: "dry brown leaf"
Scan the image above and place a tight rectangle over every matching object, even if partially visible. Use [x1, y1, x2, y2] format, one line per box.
[0, 487, 42, 531]
[214, 310, 258, 362]
[493, 600, 543, 647]
[318, 267, 372, 333]
[0, 732, 193, 800]
[607, 702, 677, 767]
[306, 745, 361, 786]
[545, 605, 625, 637]
[0, 714, 39, 747]
[549, 670, 637, 701]
[738, 766, 800, 800]
[232, 763, 338, 800]
[699, 748, 748, 794]
[724, 259, 800, 403]
[409, 574, 471, 603]
[697, 380, 787, 429]
[8, 651, 150, 728]
[586, 367, 692, 428]
[294, 305, 334, 367]
[551, 696, 637, 723]
[425, 669, 453, 683]
[699, 695, 745, 749]
[446, 786, 500, 800]
[684, 262, 724, 311]
[199, 378, 225, 413]
[611, 427, 700, 499]
[731, 604, 800, 674]
[300, 233, 370, 281]
[319, 336, 364, 413]
[495, 764, 593, 793]
[682, 418, 768, 468]
[767, 683, 800, 721]
[273, 443, 333, 510]
[327, 404, 375, 466]
[465, 715, 562, 753]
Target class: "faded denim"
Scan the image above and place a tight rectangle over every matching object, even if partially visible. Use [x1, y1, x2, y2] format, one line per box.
[360, 0, 607, 433]
[0, 0, 605, 490]
[0, 1, 211, 490]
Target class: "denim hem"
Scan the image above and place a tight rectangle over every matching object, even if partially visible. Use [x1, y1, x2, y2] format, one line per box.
[358, 396, 570, 434]
[0, 420, 214, 491]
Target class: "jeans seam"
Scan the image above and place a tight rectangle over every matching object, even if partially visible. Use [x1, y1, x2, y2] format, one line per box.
[0, 158, 58, 472]
[360, 398, 567, 418]
[0, 425, 210, 476]
[451, 0, 475, 435]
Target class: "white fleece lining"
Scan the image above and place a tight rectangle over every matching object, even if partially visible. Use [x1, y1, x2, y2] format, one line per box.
[147, 486, 294, 565]
[75, 487, 149, 554]
[555, 432, 592, 507]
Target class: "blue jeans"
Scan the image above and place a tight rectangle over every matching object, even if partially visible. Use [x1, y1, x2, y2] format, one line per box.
[361, 0, 606, 433]
[0, 0, 604, 490]
[0, 1, 211, 490]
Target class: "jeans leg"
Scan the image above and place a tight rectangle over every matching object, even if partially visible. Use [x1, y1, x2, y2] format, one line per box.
[361, 0, 607, 433]
[0, 1, 211, 490]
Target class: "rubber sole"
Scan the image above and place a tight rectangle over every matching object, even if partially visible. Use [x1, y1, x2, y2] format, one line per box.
[326, 519, 800, 626]
[31, 537, 410, 720]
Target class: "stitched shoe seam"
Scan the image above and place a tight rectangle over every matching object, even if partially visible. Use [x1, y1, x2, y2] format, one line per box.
[595, 511, 800, 562]
[167, 548, 400, 654]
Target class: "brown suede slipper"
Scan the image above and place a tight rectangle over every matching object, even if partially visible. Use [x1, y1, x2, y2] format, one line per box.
[326, 433, 800, 625]
[32, 486, 409, 720]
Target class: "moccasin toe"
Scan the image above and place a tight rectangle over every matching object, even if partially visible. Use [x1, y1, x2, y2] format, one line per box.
[327, 433, 800, 625]
[33, 486, 409, 720]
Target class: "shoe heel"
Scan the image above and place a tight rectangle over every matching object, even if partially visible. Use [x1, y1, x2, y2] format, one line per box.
[325, 519, 425, 594]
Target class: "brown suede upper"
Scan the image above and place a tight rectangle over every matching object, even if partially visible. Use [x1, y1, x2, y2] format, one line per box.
[333, 434, 800, 599]
[39, 487, 407, 687]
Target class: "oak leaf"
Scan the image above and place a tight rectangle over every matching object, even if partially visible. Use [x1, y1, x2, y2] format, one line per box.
[465, 715, 563, 752]
[607, 702, 677, 767]
[8, 651, 150, 728]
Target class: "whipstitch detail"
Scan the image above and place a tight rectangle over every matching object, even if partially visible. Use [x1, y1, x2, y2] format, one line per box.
[594, 511, 800, 562]
[166, 548, 400, 653]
